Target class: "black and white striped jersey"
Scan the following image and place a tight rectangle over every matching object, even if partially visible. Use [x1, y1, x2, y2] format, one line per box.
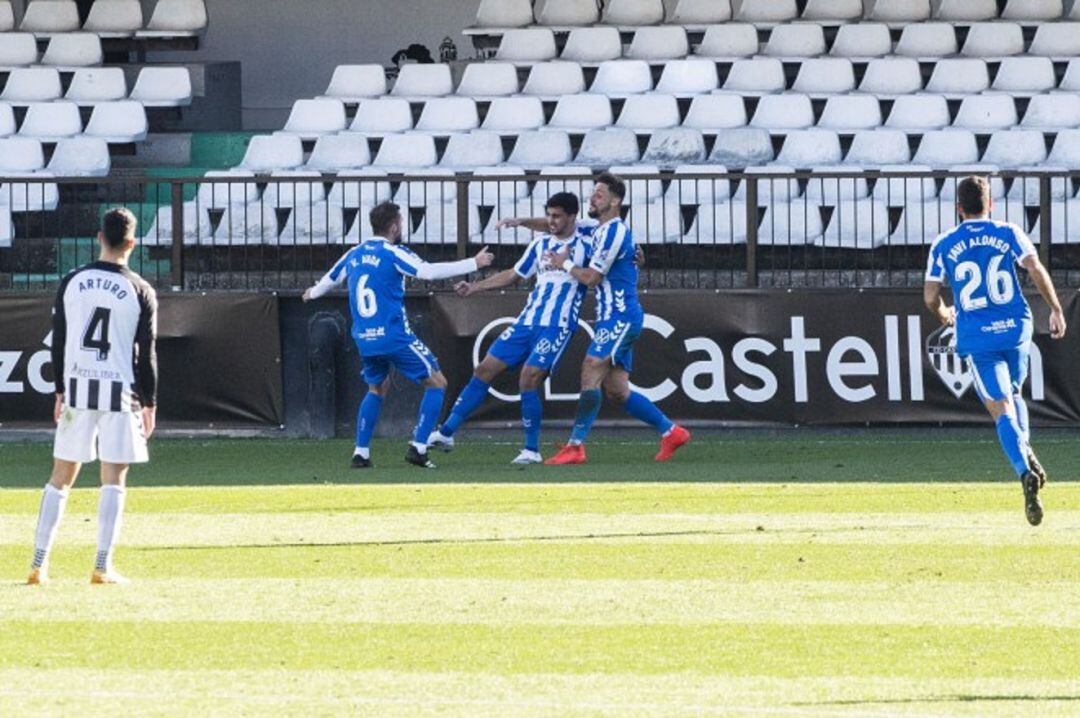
[52, 261, 158, 413]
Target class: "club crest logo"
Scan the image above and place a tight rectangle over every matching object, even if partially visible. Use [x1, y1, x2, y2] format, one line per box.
[926, 324, 973, 399]
[534, 339, 552, 355]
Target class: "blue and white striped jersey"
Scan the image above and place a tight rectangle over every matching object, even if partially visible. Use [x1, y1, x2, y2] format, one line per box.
[587, 217, 641, 322]
[513, 229, 593, 328]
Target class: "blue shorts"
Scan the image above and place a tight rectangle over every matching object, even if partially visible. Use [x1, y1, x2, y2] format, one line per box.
[360, 338, 440, 385]
[488, 323, 575, 372]
[965, 345, 1030, 403]
[587, 316, 642, 372]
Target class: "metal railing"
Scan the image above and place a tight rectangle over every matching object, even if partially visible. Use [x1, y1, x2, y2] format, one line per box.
[2, 170, 1079, 291]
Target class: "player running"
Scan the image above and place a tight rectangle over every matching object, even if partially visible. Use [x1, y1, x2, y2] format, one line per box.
[924, 176, 1066, 525]
[428, 193, 592, 465]
[28, 208, 158, 586]
[543, 172, 691, 465]
[303, 201, 493, 469]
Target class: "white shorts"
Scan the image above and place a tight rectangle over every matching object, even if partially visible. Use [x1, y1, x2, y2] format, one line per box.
[53, 407, 149, 465]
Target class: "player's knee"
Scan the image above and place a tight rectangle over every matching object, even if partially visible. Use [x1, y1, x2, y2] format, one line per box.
[985, 398, 1012, 420]
[519, 366, 545, 391]
[425, 372, 448, 390]
[474, 362, 499, 385]
[580, 357, 607, 388]
[49, 460, 78, 489]
[368, 380, 390, 397]
[603, 384, 630, 404]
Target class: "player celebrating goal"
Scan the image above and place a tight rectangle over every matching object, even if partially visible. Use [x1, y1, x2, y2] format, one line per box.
[924, 176, 1067, 525]
[303, 202, 493, 469]
[544, 172, 691, 465]
[428, 193, 592, 465]
[28, 208, 158, 586]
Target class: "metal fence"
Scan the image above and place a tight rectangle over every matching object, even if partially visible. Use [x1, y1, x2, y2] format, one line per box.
[2, 170, 1079, 291]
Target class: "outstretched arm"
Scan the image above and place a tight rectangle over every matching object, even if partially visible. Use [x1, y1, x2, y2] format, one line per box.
[303, 252, 350, 302]
[923, 280, 956, 327]
[1021, 255, 1067, 339]
[497, 217, 547, 233]
[456, 268, 521, 297]
[413, 246, 494, 281]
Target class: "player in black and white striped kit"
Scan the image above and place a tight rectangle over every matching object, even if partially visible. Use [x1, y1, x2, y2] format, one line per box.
[27, 208, 158, 586]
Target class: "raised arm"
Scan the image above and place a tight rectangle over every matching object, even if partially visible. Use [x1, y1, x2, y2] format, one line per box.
[1021, 254, 1067, 339]
[303, 251, 351, 302]
[497, 217, 548, 233]
[456, 268, 521, 297]
[412, 246, 494, 281]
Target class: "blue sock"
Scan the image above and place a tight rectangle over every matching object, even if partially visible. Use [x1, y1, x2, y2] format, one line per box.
[355, 392, 383, 453]
[440, 377, 490, 437]
[521, 390, 542, 452]
[569, 388, 602, 445]
[1013, 393, 1030, 443]
[623, 391, 674, 436]
[413, 388, 446, 447]
[996, 413, 1031, 477]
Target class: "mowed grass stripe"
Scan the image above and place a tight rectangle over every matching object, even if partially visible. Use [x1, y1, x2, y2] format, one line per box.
[3, 482, 1079, 516]
[4, 579, 1079, 627]
[2, 621, 1078, 679]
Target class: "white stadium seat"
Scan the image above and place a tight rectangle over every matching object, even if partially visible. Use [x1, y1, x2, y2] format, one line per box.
[696, 24, 759, 60]
[144, 203, 211, 247]
[925, 59, 989, 97]
[886, 94, 950, 131]
[670, 0, 732, 24]
[708, 128, 774, 166]
[392, 170, 458, 208]
[456, 62, 519, 98]
[468, 166, 528, 204]
[1001, 0, 1063, 21]
[41, 33, 102, 67]
[537, 0, 600, 26]
[776, 129, 843, 167]
[962, 23, 1024, 58]
[327, 170, 392, 208]
[758, 204, 824, 246]
[940, 166, 1005, 201]
[0, 1, 12, 31]
[0, 33, 39, 67]
[626, 26, 689, 61]
[609, 164, 663, 202]
[561, 28, 622, 64]
[522, 61, 586, 98]
[262, 171, 326, 208]
[627, 200, 682, 244]
[681, 203, 749, 245]
[818, 200, 890, 249]
[1047, 129, 1080, 165]
[1029, 23, 1080, 58]
[0, 137, 45, 171]
[734, 0, 798, 24]
[278, 202, 345, 246]
[18, 101, 81, 141]
[844, 130, 910, 165]
[474, 0, 532, 28]
[683, 94, 747, 131]
[991, 57, 1056, 96]
[982, 130, 1048, 168]
[933, 0, 997, 21]
[913, 130, 979, 167]
[279, 98, 347, 139]
[509, 131, 573, 167]
[830, 24, 892, 59]
[20, 0, 79, 33]
[889, 201, 950, 246]
[574, 128, 640, 165]
[65, 68, 127, 104]
[805, 170, 869, 204]
[391, 64, 453, 98]
[867, 0, 931, 24]
[479, 200, 539, 246]
[322, 65, 387, 101]
[764, 23, 826, 58]
[46, 137, 110, 177]
[440, 131, 505, 168]
[348, 98, 413, 136]
[642, 128, 708, 165]
[872, 165, 936, 205]
[1070, 2, 1080, 19]
[547, 94, 614, 132]
[481, 97, 545, 132]
[655, 58, 719, 95]
[858, 57, 922, 96]
[733, 166, 800, 203]
[590, 60, 653, 96]
[802, 0, 863, 22]
[305, 134, 372, 172]
[667, 165, 731, 205]
[129, 67, 193, 107]
[414, 97, 480, 133]
[372, 134, 438, 169]
[495, 28, 557, 64]
[954, 95, 1018, 132]
[197, 170, 258, 208]
[214, 203, 280, 246]
[84, 101, 147, 142]
[411, 204, 481, 245]
[792, 58, 856, 96]
[0, 172, 59, 212]
[82, 0, 143, 36]
[1022, 94, 1080, 131]
[1030, 201, 1080, 245]
[1059, 59, 1080, 91]
[616, 93, 680, 131]
[750, 94, 814, 131]
[895, 23, 957, 58]
[817, 95, 882, 131]
[721, 58, 786, 95]
[240, 134, 304, 171]
[0, 103, 14, 137]
[138, 0, 208, 36]
[532, 165, 594, 199]
[602, 0, 665, 26]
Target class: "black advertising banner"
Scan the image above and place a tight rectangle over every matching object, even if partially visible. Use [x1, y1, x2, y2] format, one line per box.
[0, 294, 283, 426]
[431, 290, 1080, 426]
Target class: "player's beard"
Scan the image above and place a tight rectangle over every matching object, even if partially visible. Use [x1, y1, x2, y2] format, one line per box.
[588, 208, 599, 219]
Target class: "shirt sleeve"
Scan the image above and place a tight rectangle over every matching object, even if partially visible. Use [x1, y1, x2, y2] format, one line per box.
[134, 283, 158, 408]
[924, 240, 945, 283]
[1010, 225, 1038, 264]
[307, 249, 353, 299]
[51, 274, 73, 395]
[588, 222, 625, 276]
[514, 239, 541, 279]
[389, 246, 424, 278]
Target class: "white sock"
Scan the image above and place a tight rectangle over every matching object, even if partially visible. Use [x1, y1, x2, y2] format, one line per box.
[95, 485, 126, 573]
[32, 484, 69, 569]
[410, 441, 427, 455]
[354, 447, 370, 459]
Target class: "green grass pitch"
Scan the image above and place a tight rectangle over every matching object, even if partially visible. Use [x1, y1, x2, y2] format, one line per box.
[1, 430, 1079, 716]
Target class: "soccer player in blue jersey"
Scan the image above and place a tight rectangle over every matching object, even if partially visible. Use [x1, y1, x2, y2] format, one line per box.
[428, 193, 592, 464]
[924, 176, 1066, 525]
[543, 172, 691, 465]
[303, 202, 494, 469]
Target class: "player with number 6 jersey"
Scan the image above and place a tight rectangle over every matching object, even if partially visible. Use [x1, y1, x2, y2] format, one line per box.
[303, 201, 494, 469]
[924, 176, 1067, 526]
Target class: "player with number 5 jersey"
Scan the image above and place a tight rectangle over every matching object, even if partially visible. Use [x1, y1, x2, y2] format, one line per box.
[924, 176, 1067, 526]
[304, 202, 494, 469]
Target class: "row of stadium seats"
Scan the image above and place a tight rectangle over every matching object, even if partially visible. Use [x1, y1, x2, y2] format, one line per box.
[472, 0, 1080, 30]
[0, 0, 207, 36]
[0, 66, 192, 105]
[0, 135, 110, 175]
[489, 23, 1080, 65]
[0, 100, 147, 142]
[0, 32, 203, 69]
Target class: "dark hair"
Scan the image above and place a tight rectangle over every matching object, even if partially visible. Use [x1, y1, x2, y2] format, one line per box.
[369, 201, 401, 236]
[545, 192, 579, 216]
[956, 176, 990, 216]
[101, 207, 137, 249]
[595, 171, 626, 201]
